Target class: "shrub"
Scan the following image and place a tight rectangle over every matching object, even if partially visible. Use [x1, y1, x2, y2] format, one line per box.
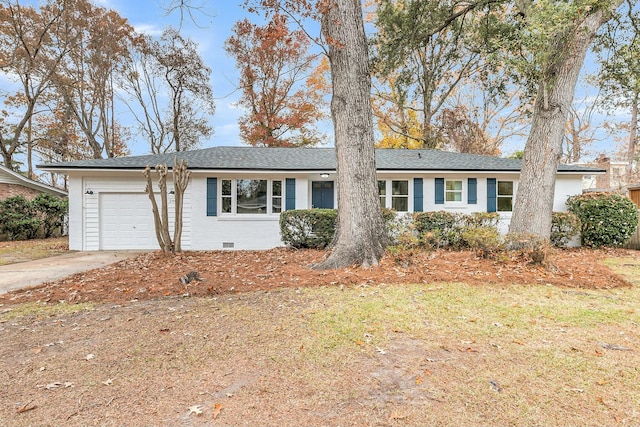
[460, 226, 502, 258]
[279, 209, 337, 249]
[0, 195, 41, 240]
[566, 192, 639, 248]
[32, 193, 68, 238]
[550, 212, 581, 248]
[414, 211, 458, 248]
[461, 212, 500, 229]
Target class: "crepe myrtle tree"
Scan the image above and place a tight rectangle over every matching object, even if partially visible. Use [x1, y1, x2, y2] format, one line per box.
[143, 157, 190, 253]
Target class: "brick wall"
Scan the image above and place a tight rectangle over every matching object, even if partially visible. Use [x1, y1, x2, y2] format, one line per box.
[0, 183, 44, 201]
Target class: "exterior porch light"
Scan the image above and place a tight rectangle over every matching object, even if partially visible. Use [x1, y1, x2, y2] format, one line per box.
[320, 173, 330, 178]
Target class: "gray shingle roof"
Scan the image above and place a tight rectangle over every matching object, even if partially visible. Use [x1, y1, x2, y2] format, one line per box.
[37, 146, 604, 173]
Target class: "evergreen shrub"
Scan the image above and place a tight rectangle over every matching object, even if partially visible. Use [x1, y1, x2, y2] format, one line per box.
[550, 211, 581, 248]
[566, 192, 638, 248]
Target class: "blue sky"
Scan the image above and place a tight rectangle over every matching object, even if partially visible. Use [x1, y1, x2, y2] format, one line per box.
[2, 0, 627, 160]
[99, 0, 255, 154]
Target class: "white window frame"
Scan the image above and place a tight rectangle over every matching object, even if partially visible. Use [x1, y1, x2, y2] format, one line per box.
[445, 179, 463, 203]
[220, 178, 283, 215]
[377, 179, 409, 212]
[497, 180, 514, 212]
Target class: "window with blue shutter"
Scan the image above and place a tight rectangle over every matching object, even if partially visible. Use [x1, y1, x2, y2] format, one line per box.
[206, 178, 217, 216]
[413, 178, 423, 212]
[285, 178, 296, 210]
[435, 178, 444, 204]
[487, 178, 497, 213]
[468, 178, 477, 204]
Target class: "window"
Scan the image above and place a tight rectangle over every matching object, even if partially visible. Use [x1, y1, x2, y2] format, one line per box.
[497, 181, 513, 212]
[220, 179, 282, 215]
[272, 181, 282, 213]
[378, 180, 386, 206]
[377, 180, 409, 211]
[391, 180, 408, 211]
[221, 179, 232, 213]
[445, 180, 462, 202]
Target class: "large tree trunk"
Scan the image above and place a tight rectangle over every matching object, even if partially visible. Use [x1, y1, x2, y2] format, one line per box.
[509, 4, 621, 239]
[314, 0, 388, 269]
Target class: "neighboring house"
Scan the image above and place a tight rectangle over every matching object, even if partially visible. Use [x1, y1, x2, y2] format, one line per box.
[0, 165, 68, 201]
[576, 154, 630, 191]
[38, 146, 603, 251]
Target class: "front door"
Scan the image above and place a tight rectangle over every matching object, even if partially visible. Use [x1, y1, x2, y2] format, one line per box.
[312, 181, 334, 209]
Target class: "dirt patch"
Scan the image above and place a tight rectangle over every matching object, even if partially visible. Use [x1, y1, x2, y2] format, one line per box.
[0, 247, 631, 306]
[0, 237, 68, 266]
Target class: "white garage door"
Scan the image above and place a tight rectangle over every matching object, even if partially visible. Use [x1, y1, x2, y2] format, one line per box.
[100, 193, 159, 250]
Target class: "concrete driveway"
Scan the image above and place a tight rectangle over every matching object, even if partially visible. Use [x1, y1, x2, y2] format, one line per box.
[0, 251, 142, 295]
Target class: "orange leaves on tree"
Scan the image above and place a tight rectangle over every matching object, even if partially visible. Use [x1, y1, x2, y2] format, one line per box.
[225, 13, 326, 147]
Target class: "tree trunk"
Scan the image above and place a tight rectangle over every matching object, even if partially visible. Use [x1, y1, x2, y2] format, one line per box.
[509, 4, 621, 239]
[173, 157, 191, 252]
[313, 0, 388, 270]
[626, 93, 638, 177]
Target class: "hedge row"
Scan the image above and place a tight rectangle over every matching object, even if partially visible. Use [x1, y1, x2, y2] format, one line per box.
[280, 209, 579, 250]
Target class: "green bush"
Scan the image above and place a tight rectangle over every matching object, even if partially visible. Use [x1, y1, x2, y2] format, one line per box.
[550, 211, 581, 248]
[414, 211, 458, 248]
[414, 211, 500, 249]
[0, 195, 41, 240]
[566, 192, 639, 248]
[32, 193, 68, 238]
[280, 209, 338, 249]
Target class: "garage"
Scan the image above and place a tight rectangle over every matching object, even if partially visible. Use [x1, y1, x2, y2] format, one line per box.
[99, 193, 159, 250]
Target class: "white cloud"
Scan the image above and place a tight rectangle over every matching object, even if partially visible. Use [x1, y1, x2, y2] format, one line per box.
[133, 23, 164, 37]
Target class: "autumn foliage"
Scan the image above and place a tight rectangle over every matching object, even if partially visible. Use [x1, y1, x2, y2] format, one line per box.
[225, 13, 325, 147]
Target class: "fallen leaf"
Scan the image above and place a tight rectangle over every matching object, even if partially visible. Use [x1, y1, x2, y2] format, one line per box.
[512, 340, 525, 345]
[16, 401, 36, 413]
[355, 340, 365, 347]
[187, 405, 204, 416]
[423, 369, 432, 376]
[213, 402, 223, 419]
[415, 375, 423, 385]
[85, 354, 95, 361]
[32, 348, 42, 354]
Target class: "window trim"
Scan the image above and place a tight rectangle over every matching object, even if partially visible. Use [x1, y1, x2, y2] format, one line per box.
[219, 178, 284, 216]
[378, 179, 410, 212]
[496, 180, 514, 212]
[445, 179, 463, 203]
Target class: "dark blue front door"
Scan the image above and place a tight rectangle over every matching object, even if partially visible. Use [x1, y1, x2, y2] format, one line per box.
[312, 181, 334, 209]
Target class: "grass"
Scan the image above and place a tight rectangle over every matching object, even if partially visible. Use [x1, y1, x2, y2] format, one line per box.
[0, 236, 68, 265]
[1, 253, 639, 426]
[0, 301, 95, 320]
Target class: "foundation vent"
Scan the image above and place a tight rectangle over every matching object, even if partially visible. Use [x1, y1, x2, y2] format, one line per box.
[222, 242, 235, 249]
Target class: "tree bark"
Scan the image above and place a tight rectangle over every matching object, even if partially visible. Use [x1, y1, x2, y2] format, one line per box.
[173, 157, 191, 252]
[313, 0, 388, 269]
[509, 3, 622, 239]
[626, 93, 638, 177]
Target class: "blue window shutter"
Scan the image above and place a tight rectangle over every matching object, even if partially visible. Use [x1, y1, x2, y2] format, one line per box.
[487, 178, 497, 213]
[285, 178, 296, 210]
[435, 178, 444, 205]
[414, 178, 423, 212]
[468, 178, 477, 204]
[206, 178, 217, 216]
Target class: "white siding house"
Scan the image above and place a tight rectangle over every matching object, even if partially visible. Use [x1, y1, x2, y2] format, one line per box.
[40, 147, 603, 251]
